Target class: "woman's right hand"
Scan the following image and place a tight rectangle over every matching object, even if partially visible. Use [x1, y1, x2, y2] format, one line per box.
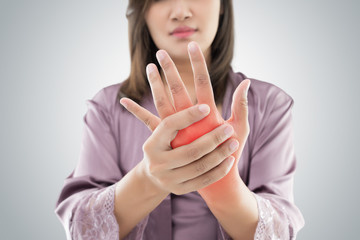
[122, 100, 238, 195]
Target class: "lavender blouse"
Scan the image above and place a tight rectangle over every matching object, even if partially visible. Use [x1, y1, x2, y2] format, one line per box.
[55, 69, 305, 239]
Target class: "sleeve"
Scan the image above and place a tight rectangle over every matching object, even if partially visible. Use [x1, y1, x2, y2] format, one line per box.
[248, 89, 305, 240]
[54, 89, 148, 240]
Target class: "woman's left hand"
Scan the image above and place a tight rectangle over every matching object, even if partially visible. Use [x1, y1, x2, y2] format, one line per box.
[120, 41, 251, 199]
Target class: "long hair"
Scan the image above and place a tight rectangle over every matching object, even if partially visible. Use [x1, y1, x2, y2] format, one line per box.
[118, 0, 234, 105]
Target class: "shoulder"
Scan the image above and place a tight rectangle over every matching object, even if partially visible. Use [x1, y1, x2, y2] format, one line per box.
[230, 71, 294, 112]
[87, 82, 124, 115]
[91, 82, 122, 105]
[86, 82, 154, 127]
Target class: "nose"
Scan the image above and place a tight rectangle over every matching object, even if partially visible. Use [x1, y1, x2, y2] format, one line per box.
[169, 0, 192, 21]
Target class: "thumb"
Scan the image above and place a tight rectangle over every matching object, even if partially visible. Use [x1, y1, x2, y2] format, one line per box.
[228, 79, 251, 126]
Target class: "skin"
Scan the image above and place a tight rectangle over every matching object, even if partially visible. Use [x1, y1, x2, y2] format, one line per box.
[114, 1, 258, 239]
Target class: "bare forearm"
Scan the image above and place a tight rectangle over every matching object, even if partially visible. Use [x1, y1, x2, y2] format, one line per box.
[114, 161, 169, 239]
[200, 172, 259, 240]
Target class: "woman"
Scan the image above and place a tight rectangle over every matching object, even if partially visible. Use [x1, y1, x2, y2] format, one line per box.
[55, 0, 305, 239]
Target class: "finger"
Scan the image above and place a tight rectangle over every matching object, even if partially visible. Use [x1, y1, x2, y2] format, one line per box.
[146, 63, 175, 119]
[168, 123, 234, 169]
[188, 41, 216, 109]
[152, 104, 210, 147]
[156, 50, 193, 111]
[173, 156, 234, 195]
[171, 138, 239, 184]
[227, 79, 251, 130]
[120, 97, 161, 132]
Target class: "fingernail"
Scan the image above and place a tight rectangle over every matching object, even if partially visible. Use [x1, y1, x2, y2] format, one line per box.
[146, 64, 155, 75]
[226, 156, 235, 167]
[156, 50, 165, 61]
[224, 125, 233, 137]
[198, 104, 210, 114]
[188, 42, 197, 54]
[229, 140, 239, 151]
[244, 80, 251, 98]
[120, 98, 128, 108]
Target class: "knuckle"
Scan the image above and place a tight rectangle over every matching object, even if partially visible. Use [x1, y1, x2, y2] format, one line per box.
[161, 60, 171, 70]
[170, 83, 183, 95]
[195, 73, 209, 85]
[219, 144, 230, 158]
[239, 99, 248, 108]
[202, 176, 213, 186]
[195, 161, 207, 173]
[161, 118, 172, 129]
[187, 147, 200, 160]
[214, 132, 224, 145]
[188, 107, 199, 119]
[155, 96, 167, 109]
[143, 117, 152, 128]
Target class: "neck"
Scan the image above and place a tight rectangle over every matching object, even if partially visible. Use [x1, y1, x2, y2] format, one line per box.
[174, 59, 194, 87]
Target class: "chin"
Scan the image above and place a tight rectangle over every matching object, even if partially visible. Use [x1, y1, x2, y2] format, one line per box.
[168, 52, 190, 63]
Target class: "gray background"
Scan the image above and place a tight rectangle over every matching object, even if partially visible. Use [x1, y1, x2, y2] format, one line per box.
[1, 0, 359, 239]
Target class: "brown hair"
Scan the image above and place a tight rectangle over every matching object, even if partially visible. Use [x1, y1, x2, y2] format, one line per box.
[118, 0, 234, 105]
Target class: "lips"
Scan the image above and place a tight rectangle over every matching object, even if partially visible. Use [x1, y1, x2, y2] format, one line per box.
[171, 26, 197, 35]
[171, 26, 197, 38]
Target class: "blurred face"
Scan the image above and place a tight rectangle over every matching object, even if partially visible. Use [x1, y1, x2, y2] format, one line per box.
[145, 0, 221, 63]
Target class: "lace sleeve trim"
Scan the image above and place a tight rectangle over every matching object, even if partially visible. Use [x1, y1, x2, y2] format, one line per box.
[70, 184, 119, 240]
[253, 193, 295, 240]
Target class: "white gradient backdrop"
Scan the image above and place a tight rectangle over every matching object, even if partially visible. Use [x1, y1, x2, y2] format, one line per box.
[1, 0, 359, 239]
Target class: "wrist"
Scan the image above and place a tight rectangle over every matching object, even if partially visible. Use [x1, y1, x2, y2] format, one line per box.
[199, 171, 258, 221]
[135, 160, 170, 199]
[198, 167, 245, 206]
